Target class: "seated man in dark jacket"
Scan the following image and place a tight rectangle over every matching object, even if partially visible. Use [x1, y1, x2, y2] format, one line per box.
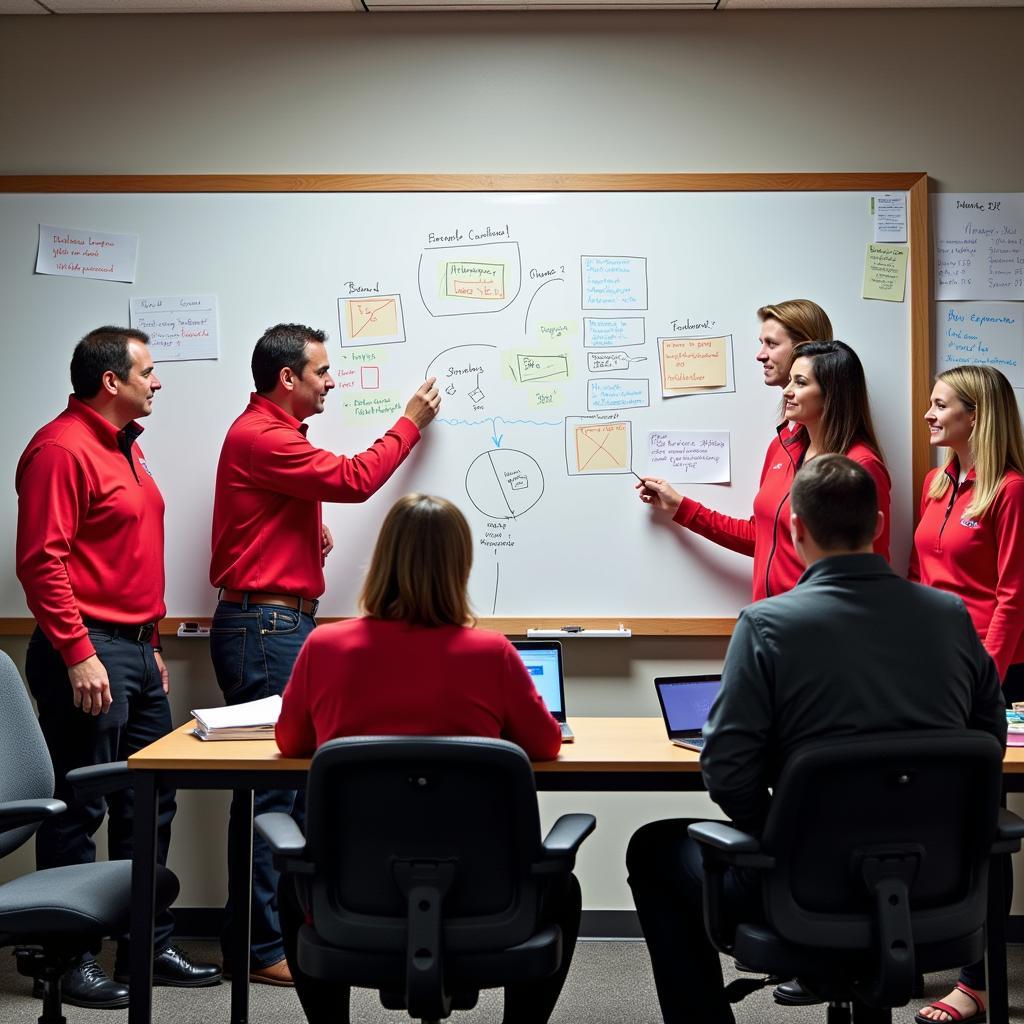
[626, 454, 1007, 1024]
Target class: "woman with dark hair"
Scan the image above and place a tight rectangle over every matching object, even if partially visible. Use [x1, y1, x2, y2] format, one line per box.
[911, 365, 1024, 1024]
[639, 338, 891, 599]
[275, 493, 573, 1024]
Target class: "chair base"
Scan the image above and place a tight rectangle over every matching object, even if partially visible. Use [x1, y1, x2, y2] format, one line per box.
[14, 946, 81, 1024]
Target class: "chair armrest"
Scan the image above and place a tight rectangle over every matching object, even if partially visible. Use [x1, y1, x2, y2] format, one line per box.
[688, 821, 775, 869]
[0, 798, 66, 833]
[992, 808, 1024, 854]
[254, 812, 314, 874]
[67, 762, 132, 800]
[533, 813, 597, 875]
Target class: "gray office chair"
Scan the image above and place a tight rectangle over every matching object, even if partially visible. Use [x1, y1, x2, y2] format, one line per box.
[257, 735, 595, 1024]
[690, 730, 1024, 1024]
[0, 648, 178, 1024]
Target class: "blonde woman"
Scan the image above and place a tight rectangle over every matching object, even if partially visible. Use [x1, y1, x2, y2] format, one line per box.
[911, 365, 1024, 1024]
[275, 494, 574, 1024]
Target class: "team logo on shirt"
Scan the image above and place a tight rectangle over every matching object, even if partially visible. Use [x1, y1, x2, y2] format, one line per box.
[960, 516, 980, 529]
[138, 458, 154, 478]
[772, 463, 784, 471]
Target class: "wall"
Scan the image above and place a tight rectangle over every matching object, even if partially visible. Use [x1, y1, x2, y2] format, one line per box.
[1, 8, 1022, 916]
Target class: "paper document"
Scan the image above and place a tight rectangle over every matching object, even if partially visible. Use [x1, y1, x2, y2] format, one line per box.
[36, 223, 139, 283]
[872, 194, 907, 243]
[191, 695, 282, 740]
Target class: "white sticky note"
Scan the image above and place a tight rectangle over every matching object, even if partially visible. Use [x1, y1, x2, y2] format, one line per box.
[647, 431, 730, 484]
[872, 193, 907, 243]
[130, 295, 219, 361]
[36, 223, 139, 283]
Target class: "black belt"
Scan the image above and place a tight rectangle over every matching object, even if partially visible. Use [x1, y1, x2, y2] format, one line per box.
[83, 619, 156, 644]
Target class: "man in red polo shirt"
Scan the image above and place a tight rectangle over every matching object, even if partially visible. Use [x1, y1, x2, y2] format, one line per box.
[209, 322, 439, 985]
[16, 327, 220, 1009]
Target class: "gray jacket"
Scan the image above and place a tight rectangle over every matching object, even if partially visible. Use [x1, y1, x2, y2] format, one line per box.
[701, 553, 1007, 835]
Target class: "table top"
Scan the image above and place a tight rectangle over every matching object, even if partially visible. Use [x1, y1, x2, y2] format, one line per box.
[128, 717, 702, 774]
[127, 718, 1024, 775]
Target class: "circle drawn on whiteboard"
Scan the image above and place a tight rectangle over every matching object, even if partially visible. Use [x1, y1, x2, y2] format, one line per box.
[465, 449, 544, 521]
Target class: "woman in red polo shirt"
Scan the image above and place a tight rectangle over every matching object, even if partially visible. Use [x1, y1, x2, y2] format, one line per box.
[639, 338, 891, 599]
[275, 494, 573, 1024]
[912, 365, 1024, 1024]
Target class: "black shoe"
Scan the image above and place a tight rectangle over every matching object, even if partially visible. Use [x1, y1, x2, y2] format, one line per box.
[34, 957, 130, 1009]
[774, 979, 824, 1006]
[114, 944, 222, 988]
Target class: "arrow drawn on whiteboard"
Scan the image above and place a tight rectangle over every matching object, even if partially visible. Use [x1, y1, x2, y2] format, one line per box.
[490, 418, 503, 449]
[523, 278, 565, 335]
[492, 560, 500, 615]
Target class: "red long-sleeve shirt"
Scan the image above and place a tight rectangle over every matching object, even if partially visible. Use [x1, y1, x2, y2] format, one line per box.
[276, 618, 562, 761]
[210, 394, 420, 600]
[15, 397, 166, 666]
[673, 425, 892, 600]
[909, 464, 1024, 680]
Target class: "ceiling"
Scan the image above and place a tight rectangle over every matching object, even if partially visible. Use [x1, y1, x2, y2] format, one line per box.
[2, 0, 1022, 12]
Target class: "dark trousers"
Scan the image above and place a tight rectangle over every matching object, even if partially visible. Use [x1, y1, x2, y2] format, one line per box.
[210, 600, 315, 970]
[959, 661, 1024, 991]
[627, 818, 761, 1024]
[279, 872, 583, 1024]
[25, 625, 177, 961]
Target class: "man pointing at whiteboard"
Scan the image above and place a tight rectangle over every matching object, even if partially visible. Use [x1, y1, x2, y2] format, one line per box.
[209, 322, 439, 986]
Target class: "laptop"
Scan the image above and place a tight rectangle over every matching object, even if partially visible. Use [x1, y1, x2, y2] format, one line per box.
[655, 674, 723, 751]
[512, 640, 574, 743]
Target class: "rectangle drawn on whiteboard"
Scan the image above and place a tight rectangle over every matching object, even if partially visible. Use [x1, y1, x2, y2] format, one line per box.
[648, 430, 730, 484]
[516, 353, 569, 383]
[339, 294, 406, 347]
[565, 416, 633, 476]
[658, 335, 730, 396]
[581, 256, 648, 310]
[130, 295, 219, 361]
[587, 378, 650, 411]
[936, 302, 1023, 389]
[583, 317, 645, 348]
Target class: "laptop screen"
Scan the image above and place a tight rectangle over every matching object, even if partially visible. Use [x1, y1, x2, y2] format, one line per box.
[512, 642, 564, 717]
[656, 676, 722, 735]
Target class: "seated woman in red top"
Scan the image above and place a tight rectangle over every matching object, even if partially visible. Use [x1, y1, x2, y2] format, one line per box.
[639, 339, 891, 600]
[276, 493, 572, 1024]
[911, 365, 1024, 1024]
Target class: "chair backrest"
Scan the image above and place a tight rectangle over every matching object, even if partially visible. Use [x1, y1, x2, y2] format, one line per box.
[758, 730, 1002, 951]
[0, 648, 55, 858]
[303, 736, 548, 955]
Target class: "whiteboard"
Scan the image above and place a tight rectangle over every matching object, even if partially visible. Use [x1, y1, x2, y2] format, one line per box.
[0, 185, 918, 623]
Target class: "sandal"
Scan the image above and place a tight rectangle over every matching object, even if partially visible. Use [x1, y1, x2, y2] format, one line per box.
[914, 983, 986, 1024]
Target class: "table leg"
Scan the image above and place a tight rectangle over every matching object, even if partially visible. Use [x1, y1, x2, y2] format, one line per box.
[129, 772, 158, 1024]
[229, 788, 254, 1024]
[986, 853, 1009, 1024]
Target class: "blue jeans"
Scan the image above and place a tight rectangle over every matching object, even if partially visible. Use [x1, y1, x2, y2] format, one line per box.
[209, 600, 315, 969]
[26, 625, 177, 961]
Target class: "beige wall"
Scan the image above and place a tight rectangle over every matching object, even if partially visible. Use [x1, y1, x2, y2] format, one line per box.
[1, 7, 1022, 913]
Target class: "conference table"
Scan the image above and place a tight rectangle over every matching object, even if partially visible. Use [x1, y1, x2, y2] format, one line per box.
[126, 719, 1024, 1024]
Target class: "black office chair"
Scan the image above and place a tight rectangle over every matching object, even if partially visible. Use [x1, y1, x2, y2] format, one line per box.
[0, 648, 179, 1024]
[689, 730, 1024, 1024]
[256, 735, 595, 1024]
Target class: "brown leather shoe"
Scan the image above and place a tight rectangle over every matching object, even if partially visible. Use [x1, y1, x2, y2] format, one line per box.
[246, 958, 293, 987]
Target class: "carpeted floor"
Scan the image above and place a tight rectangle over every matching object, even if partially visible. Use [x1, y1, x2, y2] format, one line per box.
[2, 940, 1021, 1024]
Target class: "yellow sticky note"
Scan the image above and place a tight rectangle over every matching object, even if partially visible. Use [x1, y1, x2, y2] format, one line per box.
[863, 243, 908, 302]
[658, 336, 728, 396]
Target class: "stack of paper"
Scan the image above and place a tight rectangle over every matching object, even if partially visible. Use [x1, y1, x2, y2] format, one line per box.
[191, 695, 282, 741]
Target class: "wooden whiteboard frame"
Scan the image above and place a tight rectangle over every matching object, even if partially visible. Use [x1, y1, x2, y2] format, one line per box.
[0, 172, 931, 638]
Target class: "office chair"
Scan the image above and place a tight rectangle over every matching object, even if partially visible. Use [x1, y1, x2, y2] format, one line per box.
[0, 649, 178, 1024]
[689, 730, 1024, 1024]
[256, 735, 595, 1024]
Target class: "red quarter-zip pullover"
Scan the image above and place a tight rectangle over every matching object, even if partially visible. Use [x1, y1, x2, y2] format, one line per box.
[909, 463, 1024, 679]
[15, 397, 166, 666]
[674, 425, 892, 600]
[210, 393, 420, 600]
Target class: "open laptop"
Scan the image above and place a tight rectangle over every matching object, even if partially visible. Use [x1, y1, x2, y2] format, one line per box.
[512, 640, 574, 743]
[655, 674, 723, 751]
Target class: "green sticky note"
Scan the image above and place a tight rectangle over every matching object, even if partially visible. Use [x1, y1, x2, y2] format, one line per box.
[863, 243, 908, 302]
